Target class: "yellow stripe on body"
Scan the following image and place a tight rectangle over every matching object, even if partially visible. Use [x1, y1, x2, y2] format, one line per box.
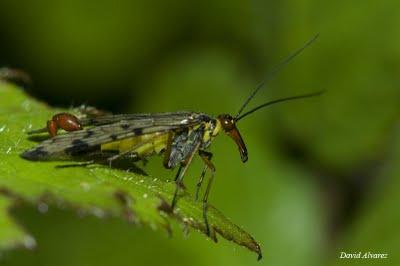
[203, 120, 221, 143]
[101, 132, 169, 157]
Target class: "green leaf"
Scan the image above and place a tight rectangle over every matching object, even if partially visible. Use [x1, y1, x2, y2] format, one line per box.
[0, 195, 35, 250]
[0, 81, 261, 259]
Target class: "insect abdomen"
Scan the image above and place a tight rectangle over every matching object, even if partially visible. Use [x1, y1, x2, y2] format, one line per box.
[101, 132, 169, 158]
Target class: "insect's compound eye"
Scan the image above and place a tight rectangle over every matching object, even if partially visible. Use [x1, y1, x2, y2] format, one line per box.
[218, 114, 235, 132]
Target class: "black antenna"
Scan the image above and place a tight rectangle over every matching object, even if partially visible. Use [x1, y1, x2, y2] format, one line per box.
[235, 90, 323, 121]
[235, 34, 319, 119]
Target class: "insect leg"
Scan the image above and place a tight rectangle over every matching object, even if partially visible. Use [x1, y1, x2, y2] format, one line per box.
[163, 131, 174, 169]
[195, 166, 207, 201]
[0, 67, 32, 86]
[55, 160, 96, 168]
[195, 150, 213, 201]
[75, 105, 112, 118]
[107, 150, 138, 167]
[174, 164, 182, 181]
[170, 142, 201, 210]
[198, 150, 216, 236]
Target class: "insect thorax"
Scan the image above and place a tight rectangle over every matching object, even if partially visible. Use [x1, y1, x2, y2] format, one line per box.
[164, 118, 219, 168]
[201, 118, 220, 149]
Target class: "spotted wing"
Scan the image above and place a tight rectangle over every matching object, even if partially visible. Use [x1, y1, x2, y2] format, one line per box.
[79, 111, 201, 126]
[27, 111, 201, 135]
[22, 112, 208, 160]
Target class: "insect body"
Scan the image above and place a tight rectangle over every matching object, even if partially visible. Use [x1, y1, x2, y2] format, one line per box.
[22, 35, 322, 239]
[22, 111, 247, 233]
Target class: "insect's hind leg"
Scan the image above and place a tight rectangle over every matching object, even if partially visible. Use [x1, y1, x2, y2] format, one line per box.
[0, 67, 32, 86]
[106, 150, 139, 167]
[74, 105, 112, 118]
[198, 150, 215, 237]
[55, 160, 96, 168]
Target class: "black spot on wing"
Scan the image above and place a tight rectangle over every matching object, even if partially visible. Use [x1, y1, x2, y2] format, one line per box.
[133, 128, 143, 135]
[110, 134, 118, 140]
[64, 139, 94, 155]
[84, 130, 95, 138]
[72, 139, 89, 146]
[121, 123, 130, 130]
[20, 146, 49, 161]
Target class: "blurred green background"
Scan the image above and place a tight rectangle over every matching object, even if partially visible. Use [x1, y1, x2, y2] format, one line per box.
[0, 0, 399, 265]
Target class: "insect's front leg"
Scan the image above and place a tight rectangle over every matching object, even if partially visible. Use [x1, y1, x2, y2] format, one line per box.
[198, 150, 216, 237]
